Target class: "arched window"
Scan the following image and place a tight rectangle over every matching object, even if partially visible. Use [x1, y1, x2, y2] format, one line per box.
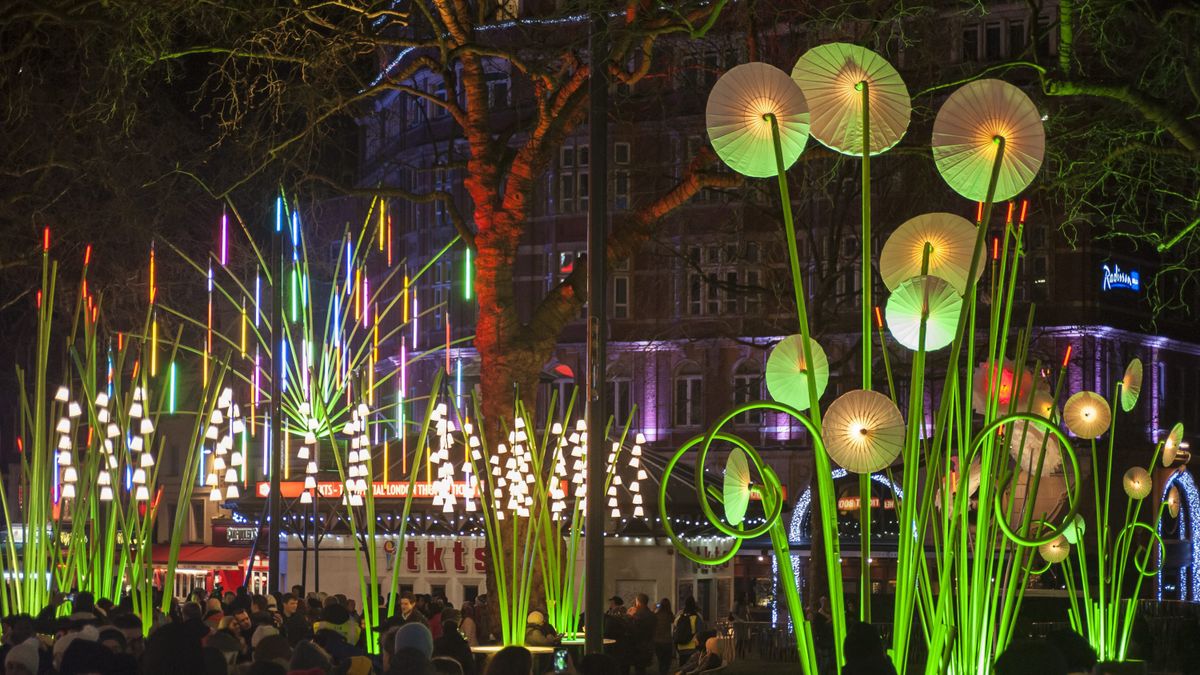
[674, 362, 703, 427]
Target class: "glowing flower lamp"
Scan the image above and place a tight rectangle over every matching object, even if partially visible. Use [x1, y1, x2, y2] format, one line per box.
[1039, 535, 1071, 564]
[1121, 359, 1143, 412]
[1167, 486, 1182, 518]
[1064, 391, 1111, 439]
[766, 335, 829, 412]
[790, 43, 910, 155]
[1122, 467, 1151, 500]
[880, 212, 982, 295]
[823, 389, 905, 473]
[932, 79, 1045, 202]
[1163, 422, 1186, 466]
[723, 447, 752, 527]
[706, 63, 810, 177]
[884, 275, 961, 351]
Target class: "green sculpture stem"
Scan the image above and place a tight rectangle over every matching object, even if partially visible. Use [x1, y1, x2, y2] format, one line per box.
[857, 78, 873, 623]
[908, 136, 1006, 671]
[764, 112, 845, 668]
[659, 401, 834, 672]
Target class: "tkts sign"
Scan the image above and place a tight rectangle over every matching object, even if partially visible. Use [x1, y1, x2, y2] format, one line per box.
[385, 537, 487, 575]
[254, 481, 476, 500]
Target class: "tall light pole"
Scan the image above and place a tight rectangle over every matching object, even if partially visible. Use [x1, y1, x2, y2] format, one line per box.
[268, 201, 284, 593]
[584, 7, 609, 656]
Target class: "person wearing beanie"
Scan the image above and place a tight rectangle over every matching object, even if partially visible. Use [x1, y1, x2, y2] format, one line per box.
[524, 610, 557, 647]
[4, 638, 40, 675]
[394, 622, 434, 660]
[289, 639, 333, 673]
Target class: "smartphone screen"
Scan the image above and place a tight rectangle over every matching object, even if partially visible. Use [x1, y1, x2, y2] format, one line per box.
[554, 648, 569, 673]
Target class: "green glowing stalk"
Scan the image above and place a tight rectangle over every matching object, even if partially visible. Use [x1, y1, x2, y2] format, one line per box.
[858, 79, 874, 624]
[765, 112, 846, 669]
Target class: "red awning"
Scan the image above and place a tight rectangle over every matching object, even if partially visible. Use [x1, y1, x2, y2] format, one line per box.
[152, 545, 252, 569]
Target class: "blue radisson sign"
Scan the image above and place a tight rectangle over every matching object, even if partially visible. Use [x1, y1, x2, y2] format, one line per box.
[1101, 264, 1140, 292]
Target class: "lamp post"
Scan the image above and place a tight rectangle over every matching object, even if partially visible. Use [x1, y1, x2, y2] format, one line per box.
[584, 7, 608, 656]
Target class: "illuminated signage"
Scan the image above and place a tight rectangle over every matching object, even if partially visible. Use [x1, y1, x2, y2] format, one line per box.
[837, 496, 896, 511]
[226, 527, 257, 543]
[254, 481, 476, 500]
[1102, 264, 1140, 292]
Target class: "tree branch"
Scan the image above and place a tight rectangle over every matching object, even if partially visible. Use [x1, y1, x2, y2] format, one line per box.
[1044, 78, 1200, 154]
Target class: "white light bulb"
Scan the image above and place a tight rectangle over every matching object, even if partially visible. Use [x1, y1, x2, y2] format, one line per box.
[55, 386, 70, 402]
[100, 486, 114, 501]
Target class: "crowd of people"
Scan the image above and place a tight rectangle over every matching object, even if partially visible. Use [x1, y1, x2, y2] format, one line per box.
[1, 583, 1142, 675]
[0, 586, 529, 675]
[0, 586, 733, 675]
[587, 594, 720, 675]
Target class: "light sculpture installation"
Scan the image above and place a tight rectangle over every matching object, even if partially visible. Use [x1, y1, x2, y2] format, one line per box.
[1033, 359, 1183, 662]
[2, 233, 230, 635]
[650, 42, 1187, 674]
